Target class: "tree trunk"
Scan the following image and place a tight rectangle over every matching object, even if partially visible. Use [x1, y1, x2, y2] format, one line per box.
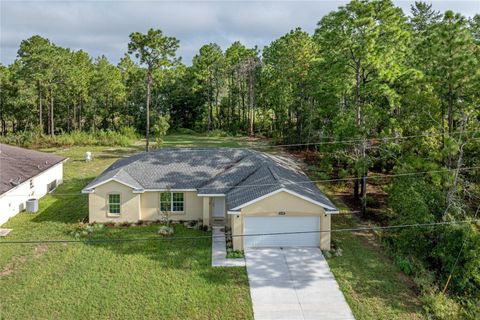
[354, 61, 364, 202]
[49, 87, 54, 137]
[447, 85, 454, 169]
[248, 70, 255, 136]
[78, 94, 82, 131]
[72, 99, 76, 131]
[146, 71, 152, 152]
[354, 176, 359, 200]
[67, 103, 71, 133]
[361, 140, 367, 215]
[215, 86, 220, 129]
[38, 81, 43, 133]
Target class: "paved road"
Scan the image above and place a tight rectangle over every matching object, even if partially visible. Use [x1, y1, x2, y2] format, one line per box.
[245, 247, 355, 320]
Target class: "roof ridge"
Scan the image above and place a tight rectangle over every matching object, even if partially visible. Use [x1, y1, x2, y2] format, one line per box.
[266, 164, 286, 188]
[197, 153, 250, 189]
[224, 158, 264, 194]
[114, 168, 143, 188]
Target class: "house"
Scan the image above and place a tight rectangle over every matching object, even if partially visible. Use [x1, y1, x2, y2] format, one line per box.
[0, 144, 67, 225]
[82, 148, 339, 250]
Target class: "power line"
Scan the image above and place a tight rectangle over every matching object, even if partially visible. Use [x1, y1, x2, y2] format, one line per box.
[5, 165, 480, 196]
[244, 129, 480, 149]
[0, 218, 477, 245]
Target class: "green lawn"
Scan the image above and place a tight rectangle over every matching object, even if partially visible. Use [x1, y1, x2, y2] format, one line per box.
[1, 134, 425, 319]
[316, 185, 425, 319]
[326, 214, 425, 320]
[0, 137, 254, 319]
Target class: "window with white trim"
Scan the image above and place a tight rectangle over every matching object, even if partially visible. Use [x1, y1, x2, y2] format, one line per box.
[108, 194, 121, 215]
[160, 192, 184, 213]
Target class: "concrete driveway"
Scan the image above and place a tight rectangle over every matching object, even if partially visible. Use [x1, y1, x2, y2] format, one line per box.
[245, 247, 354, 320]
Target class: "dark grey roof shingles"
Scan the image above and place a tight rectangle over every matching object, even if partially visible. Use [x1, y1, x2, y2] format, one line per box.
[83, 148, 337, 212]
[0, 143, 67, 194]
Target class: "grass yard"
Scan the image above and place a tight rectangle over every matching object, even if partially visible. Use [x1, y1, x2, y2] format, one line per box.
[327, 214, 425, 320]
[1, 134, 425, 319]
[315, 184, 425, 320]
[0, 136, 254, 320]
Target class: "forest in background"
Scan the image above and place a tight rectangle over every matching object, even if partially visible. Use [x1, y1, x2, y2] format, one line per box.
[0, 1, 479, 318]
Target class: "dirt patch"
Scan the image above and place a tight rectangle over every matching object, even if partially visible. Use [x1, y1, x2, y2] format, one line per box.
[0, 256, 28, 277]
[34, 243, 48, 257]
[1, 244, 49, 278]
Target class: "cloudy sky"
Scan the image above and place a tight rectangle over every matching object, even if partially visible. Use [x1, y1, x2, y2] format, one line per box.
[1, 1, 478, 65]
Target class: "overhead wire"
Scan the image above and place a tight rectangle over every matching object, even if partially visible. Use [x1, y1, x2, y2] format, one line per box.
[0, 218, 478, 245]
[4, 165, 480, 196]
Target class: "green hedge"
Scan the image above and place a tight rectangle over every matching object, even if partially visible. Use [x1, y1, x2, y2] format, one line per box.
[0, 127, 139, 148]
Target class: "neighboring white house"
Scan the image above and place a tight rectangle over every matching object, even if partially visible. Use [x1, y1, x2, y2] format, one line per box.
[0, 143, 67, 225]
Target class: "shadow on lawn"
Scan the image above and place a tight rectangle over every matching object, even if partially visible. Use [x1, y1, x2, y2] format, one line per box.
[32, 177, 90, 224]
[79, 225, 248, 287]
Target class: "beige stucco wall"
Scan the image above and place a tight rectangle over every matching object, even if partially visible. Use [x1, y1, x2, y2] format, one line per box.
[89, 185, 204, 223]
[88, 180, 140, 223]
[231, 191, 332, 251]
[140, 191, 203, 221]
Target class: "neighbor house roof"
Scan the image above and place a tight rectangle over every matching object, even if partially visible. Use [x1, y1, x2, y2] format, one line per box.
[82, 148, 338, 213]
[0, 143, 67, 195]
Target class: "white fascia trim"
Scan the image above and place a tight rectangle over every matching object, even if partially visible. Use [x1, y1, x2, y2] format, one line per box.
[197, 193, 225, 197]
[81, 178, 140, 193]
[81, 189, 94, 194]
[227, 210, 240, 215]
[142, 189, 197, 192]
[230, 188, 338, 212]
[326, 210, 340, 214]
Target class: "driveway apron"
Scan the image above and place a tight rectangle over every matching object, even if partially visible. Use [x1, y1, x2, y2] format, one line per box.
[245, 247, 354, 320]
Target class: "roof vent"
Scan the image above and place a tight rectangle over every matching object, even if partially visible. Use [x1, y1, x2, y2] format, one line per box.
[9, 177, 21, 186]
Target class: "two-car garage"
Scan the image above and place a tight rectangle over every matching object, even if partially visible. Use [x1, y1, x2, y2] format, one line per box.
[230, 189, 334, 251]
[243, 216, 320, 248]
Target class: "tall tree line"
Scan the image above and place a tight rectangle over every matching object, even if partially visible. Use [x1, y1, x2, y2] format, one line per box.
[0, 1, 478, 174]
[1, 0, 479, 308]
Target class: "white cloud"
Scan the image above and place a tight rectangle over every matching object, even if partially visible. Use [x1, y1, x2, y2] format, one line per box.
[1, 0, 478, 66]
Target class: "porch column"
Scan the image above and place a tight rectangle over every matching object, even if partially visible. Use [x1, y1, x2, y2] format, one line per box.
[202, 197, 210, 226]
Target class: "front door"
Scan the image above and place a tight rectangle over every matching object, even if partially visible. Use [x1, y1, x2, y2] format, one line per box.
[212, 197, 225, 218]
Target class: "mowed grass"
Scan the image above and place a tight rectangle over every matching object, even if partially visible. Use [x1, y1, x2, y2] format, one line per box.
[162, 133, 270, 149]
[0, 136, 253, 319]
[1, 134, 425, 319]
[327, 214, 425, 320]
[317, 185, 425, 320]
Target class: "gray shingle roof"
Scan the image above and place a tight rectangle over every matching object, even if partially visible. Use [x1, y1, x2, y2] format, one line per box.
[83, 148, 338, 212]
[0, 143, 67, 195]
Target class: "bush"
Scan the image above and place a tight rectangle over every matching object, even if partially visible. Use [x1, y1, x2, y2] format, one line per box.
[206, 129, 231, 137]
[169, 127, 197, 135]
[394, 255, 414, 275]
[119, 126, 139, 140]
[158, 225, 174, 236]
[226, 250, 244, 259]
[421, 294, 464, 320]
[152, 115, 170, 137]
[69, 222, 105, 238]
[0, 129, 138, 148]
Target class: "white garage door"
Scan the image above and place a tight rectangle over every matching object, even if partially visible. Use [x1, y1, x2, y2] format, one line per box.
[244, 216, 320, 248]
